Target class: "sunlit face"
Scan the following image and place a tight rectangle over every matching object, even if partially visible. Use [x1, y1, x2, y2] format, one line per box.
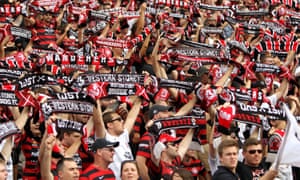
[243, 144, 263, 167]
[0, 163, 8, 180]
[108, 114, 125, 135]
[121, 162, 139, 180]
[99, 147, 115, 163]
[59, 160, 80, 180]
[166, 142, 179, 158]
[219, 146, 238, 170]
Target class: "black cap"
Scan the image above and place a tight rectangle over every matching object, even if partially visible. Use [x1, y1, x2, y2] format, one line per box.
[148, 104, 172, 119]
[92, 138, 119, 152]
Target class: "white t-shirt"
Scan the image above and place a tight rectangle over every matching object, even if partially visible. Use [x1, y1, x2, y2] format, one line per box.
[105, 129, 133, 180]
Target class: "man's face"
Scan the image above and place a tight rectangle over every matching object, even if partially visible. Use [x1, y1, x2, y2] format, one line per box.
[166, 142, 179, 158]
[108, 113, 125, 135]
[219, 146, 238, 170]
[60, 160, 80, 180]
[0, 163, 7, 180]
[67, 132, 82, 147]
[243, 144, 263, 167]
[99, 147, 115, 163]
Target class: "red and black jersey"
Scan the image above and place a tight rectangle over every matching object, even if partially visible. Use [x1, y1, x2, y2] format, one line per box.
[136, 132, 161, 179]
[136, 132, 156, 159]
[79, 128, 96, 171]
[182, 158, 207, 179]
[21, 134, 41, 180]
[80, 164, 116, 180]
[32, 26, 57, 47]
[160, 156, 181, 180]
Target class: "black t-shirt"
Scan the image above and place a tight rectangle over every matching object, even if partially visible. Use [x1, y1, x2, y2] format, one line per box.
[236, 160, 268, 180]
[212, 166, 240, 180]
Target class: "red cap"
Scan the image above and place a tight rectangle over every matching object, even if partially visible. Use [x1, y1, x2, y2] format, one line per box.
[158, 133, 181, 144]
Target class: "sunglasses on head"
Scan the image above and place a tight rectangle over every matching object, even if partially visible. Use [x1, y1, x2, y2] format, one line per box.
[248, 149, 263, 154]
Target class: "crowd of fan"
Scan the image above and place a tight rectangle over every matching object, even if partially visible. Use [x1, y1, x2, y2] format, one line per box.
[0, 0, 300, 180]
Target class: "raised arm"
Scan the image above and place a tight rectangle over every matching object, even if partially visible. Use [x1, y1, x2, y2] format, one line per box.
[124, 96, 142, 133]
[177, 128, 195, 160]
[93, 99, 106, 138]
[40, 134, 56, 180]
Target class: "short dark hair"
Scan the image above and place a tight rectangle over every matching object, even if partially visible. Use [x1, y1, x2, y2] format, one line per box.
[171, 168, 193, 180]
[56, 157, 76, 172]
[218, 139, 239, 157]
[103, 111, 116, 129]
[242, 137, 262, 152]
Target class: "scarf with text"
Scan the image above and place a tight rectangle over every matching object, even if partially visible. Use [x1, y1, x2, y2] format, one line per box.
[0, 90, 18, 106]
[196, 3, 229, 11]
[10, 26, 32, 39]
[16, 74, 59, 90]
[153, 0, 190, 9]
[159, 78, 194, 91]
[39, 52, 116, 66]
[41, 99, 94, 117]
[237, 102, 286, 119]
[86, 82, 149, 101]
[218, 87, 264, 104]
[0, 121, 20, 142]
[148, 115, 207, 142]
[55, 118, 84, 133]
[0, 52, 33, 70]
[0, 4, 23, 17]
[0, 68, 26, 80]
[167, 47, 230, 60]
[73, 73, 145, 88]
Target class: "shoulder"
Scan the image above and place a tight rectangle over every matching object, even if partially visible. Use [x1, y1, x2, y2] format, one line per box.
[212, 166, 239, 180]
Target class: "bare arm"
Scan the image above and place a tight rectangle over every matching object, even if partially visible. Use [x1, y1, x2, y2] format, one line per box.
[124, 96, 142, 133]
[94, 99, 106, 138]
[136, 155, 150, 180]
[178, 128, 195, 160]
[174, 93, 197, 116]
[134, 3, 147, 36]
[40, 134, 56, 180]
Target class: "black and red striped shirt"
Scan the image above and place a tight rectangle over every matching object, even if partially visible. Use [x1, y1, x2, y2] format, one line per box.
[80, 164, 115, 180]
[21, 134, 41, 180]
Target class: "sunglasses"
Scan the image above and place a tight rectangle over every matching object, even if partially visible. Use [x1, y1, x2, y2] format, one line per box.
[109, 117, 123, 123]
[166, 142, 177, 147]
[248, 149, 263, 154]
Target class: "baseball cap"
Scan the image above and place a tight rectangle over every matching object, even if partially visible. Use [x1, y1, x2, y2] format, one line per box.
[148, 104, 173, 119]
[92, 138, 119, 152]
[158, 133, 181, 144]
